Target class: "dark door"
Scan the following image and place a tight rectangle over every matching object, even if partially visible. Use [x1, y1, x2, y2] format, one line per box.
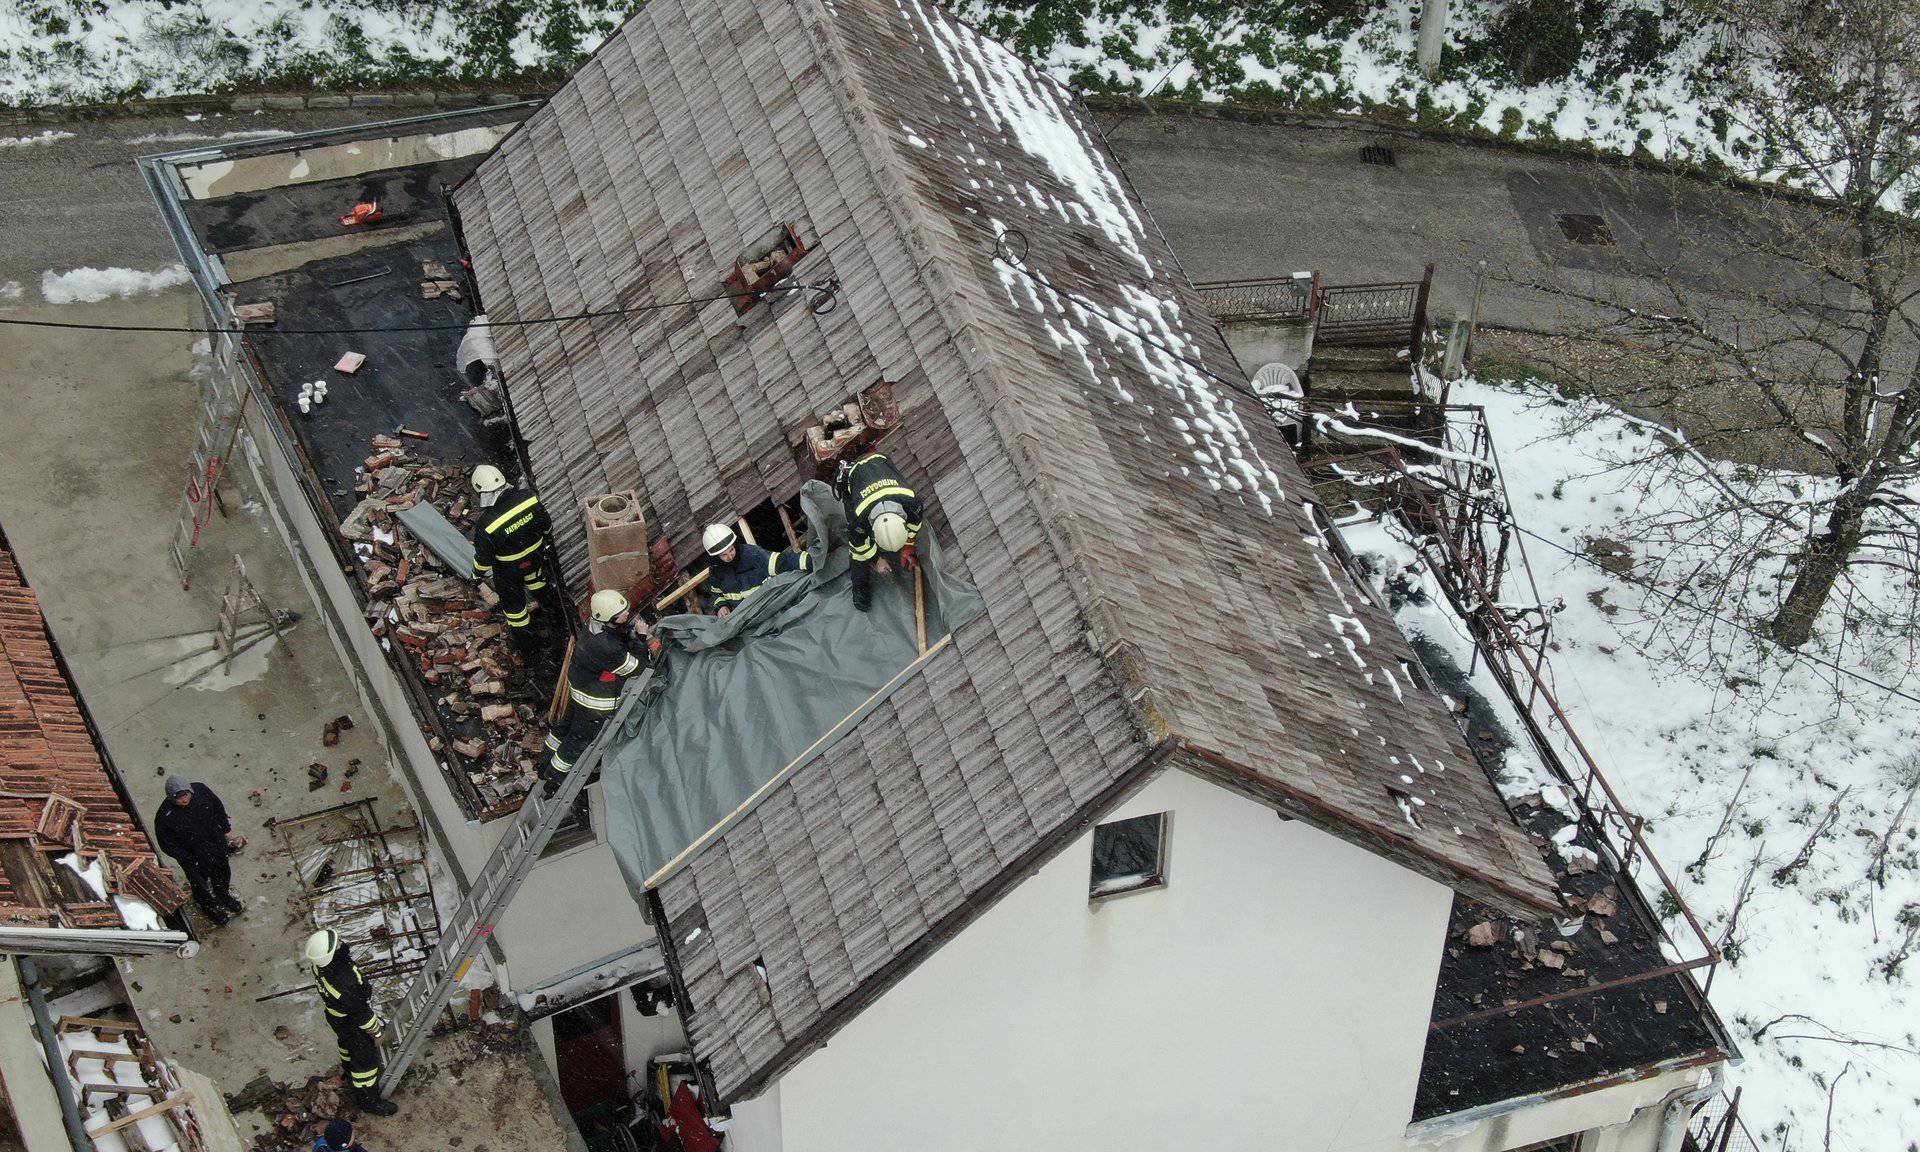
[551, 993, 626, 1117]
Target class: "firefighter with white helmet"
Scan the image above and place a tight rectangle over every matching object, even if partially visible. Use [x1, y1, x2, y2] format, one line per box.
[699, 522, 809, 619]
[834, 451, 924, 613]
[303, 930, 398, 1115]
[540, 589, 653, 796]
[469, 464, 553, 652]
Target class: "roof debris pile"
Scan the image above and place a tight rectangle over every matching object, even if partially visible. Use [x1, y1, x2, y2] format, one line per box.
[336, 437, 550, 812]
[58, 1014, 202, 1152]
[225, 1071, 345, 1152]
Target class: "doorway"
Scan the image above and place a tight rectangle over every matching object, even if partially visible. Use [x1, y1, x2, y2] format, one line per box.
[551, 993, 627, 1118]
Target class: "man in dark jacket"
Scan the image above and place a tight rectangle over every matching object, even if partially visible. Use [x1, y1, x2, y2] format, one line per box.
[153, 774, 242, 925]
[313, 1119, 367, 1152]
[699, 523, 809, 618]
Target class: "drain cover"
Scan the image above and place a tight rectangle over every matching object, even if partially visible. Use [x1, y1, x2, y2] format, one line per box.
[1360, 144, 1396, 166]
[1555, 213, 1615, 245]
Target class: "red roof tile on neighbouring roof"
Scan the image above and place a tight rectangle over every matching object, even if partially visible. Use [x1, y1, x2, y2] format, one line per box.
[0, 540, 187, 925]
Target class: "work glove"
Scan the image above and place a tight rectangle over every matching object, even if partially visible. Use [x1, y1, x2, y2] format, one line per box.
[898, 544, 919, 572]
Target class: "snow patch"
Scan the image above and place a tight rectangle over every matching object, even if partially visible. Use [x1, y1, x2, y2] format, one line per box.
[40, 265, 191, 304]
[0, 130, 75, 148]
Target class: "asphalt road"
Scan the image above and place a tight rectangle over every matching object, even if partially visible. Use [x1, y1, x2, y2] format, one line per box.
[1101, 107, 1831, 334]
[0, 103, 1835, 336]
[0, 108, 386, 292]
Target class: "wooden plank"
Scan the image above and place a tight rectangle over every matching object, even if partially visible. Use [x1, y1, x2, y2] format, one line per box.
[56, 1016, 139, 1036]
[84, 1091, 192, 1137]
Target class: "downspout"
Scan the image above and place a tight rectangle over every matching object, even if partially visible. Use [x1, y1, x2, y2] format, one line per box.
[17, 958, 97, 1152]
[1654, 1063, 1724, 1152]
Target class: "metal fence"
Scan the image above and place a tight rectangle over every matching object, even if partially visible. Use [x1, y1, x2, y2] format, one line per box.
[1191, 273, 1317, 323]
[1314, 265, 1433, 352]
[1686, 1088, 1762, 1152]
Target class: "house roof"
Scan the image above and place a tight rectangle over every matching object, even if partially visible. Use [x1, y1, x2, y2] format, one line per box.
[451, 0, 1557, 1103]
[0, 534, 186, 930]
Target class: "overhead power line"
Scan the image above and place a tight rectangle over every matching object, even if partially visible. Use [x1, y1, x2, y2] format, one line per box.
[0, 279, 839, 336]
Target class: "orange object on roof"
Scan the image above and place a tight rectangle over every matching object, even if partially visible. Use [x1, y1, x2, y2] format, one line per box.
[339, 201, 383, 227]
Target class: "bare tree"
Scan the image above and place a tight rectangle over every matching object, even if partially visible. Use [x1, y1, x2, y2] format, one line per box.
[1504, 0, 1920, 652]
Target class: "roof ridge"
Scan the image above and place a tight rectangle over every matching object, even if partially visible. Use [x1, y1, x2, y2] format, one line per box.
[798, 0, 1179, 745]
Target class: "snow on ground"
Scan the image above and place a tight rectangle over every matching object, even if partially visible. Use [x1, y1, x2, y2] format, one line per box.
[0, 129, 77, 147]
[1344, 376, 1919, 1148]
[39, 264, 191, 304]
[1, 0, 1734, 172]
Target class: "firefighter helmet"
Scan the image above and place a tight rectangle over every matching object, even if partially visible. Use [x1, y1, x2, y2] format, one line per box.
[871, 505, 910, 553]
[470, 465, 507, 494]
[702, 524, 738, 557]
[590, 589, 630, 623]
[304, 929, 338, 967]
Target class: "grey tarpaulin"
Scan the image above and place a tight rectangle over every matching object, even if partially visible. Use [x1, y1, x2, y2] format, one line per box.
[601, 481, 985, 897]
[396, 502, 477, 579]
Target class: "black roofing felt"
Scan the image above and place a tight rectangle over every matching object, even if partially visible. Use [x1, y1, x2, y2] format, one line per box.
[1405, 633, 1721, 1119]
[183, 155, 484, 254]
[226, 235, 496, 520]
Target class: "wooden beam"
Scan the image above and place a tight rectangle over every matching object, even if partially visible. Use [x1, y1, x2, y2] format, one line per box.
[84, 1091, 192, 1137]
[655, 567, 710, 612]
[57, 1016, 139, 1036]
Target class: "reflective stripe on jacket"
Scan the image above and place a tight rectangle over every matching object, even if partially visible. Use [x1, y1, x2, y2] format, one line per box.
[471, 486, 548, 575]
[702, 542, 809, 608]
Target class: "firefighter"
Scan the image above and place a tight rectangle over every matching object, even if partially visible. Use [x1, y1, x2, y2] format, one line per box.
[469, 465, 552, 652]
[835, 451, 924, 613]
[304, 930, 398, 1116]
[540, 590, 652, 796]
[699, 523, 809, 619]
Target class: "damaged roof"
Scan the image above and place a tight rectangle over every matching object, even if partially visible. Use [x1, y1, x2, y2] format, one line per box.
[451, 0, 1558, 1102]
[0, 532, 186, 931]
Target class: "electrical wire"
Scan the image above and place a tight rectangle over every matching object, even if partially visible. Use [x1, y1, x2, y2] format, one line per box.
[0, 280, 838, 336]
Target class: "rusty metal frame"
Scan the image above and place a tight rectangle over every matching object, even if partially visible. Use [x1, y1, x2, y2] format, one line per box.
[272, 799, 443, 992]
[1191, 271, 1318, 324]
[1295, 411, 1724, 1032]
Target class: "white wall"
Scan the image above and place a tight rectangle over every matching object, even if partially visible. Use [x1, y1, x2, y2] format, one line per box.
[761, 768, 1457, 1152]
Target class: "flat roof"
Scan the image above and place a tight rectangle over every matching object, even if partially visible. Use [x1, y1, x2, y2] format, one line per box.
[153, 110, 565, 817]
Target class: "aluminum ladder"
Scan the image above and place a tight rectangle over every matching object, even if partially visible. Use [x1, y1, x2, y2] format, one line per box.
[376, 676, 649, 1096]
[168, 334, 249, 589]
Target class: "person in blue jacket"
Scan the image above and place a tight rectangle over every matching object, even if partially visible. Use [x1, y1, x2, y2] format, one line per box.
[699, 523, 809, 618]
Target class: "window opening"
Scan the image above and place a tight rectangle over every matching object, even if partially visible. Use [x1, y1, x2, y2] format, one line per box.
[1090, 812, 1169, 899]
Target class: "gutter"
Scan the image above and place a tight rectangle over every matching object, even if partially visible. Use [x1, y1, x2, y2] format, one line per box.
[0, 926, 193, 958]
[18, 958, 96, 1152]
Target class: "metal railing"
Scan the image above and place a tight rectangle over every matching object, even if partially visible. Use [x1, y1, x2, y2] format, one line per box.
[1192, 272, 1318, 323]
[1686, 1087, 1761, 1152]
[1314, 264, 1434, 358]
[1295, 406, 1725, 1031]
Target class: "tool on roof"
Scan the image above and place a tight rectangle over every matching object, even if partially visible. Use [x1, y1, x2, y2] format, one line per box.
[376, 680, 649, 1098]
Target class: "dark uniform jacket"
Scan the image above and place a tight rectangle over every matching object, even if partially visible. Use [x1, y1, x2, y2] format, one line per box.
[565, 624, 650, 713]
[838, 453, 923, 563]
[314, 948, 382, 1035]
[152, 785, 230, 877]
[701, 543, 809, 612]
[470, 485, 550, 578]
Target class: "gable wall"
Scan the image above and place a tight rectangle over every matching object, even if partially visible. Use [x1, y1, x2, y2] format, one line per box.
[752, 767, 1454, 1151]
